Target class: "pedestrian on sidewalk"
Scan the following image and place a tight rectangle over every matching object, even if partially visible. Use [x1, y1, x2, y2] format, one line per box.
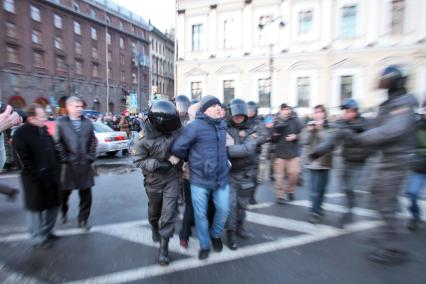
[13, 104, 61, 249]
[55, 96, 98, 232]
[133, 100, 182, 266]
[172, 95, 230, 260]
[301, 105, 333, 224]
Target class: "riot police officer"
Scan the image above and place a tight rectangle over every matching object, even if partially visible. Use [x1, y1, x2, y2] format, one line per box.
[352, 65, 418, 264]
[226, 99, 259, 250]
[133, 100, 182, 266]
[175, 95, 191, 126]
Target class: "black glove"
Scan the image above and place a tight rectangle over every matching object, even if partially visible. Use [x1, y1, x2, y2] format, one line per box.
[309, 152, 321, 160]
[157, 161, 172, 173]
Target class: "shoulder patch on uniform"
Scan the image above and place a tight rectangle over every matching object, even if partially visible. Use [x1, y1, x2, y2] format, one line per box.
[390, 106, 410, 115]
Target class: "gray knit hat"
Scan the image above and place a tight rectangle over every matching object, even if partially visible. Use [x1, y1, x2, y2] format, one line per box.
[199, 95, 221, 113]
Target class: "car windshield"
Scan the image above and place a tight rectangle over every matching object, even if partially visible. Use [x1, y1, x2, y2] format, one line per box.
[93, 122, 114, 133]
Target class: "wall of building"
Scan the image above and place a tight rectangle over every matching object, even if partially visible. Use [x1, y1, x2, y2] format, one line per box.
[176, 0, 426, 114]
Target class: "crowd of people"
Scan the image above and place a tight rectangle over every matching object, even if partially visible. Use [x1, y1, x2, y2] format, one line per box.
[0, 65, 425, 267]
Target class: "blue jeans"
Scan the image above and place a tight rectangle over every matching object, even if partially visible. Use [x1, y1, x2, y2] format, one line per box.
[190, 184, 230, 250]
[406, 171, 426, 220]
[341, 163, 365, 209]
[28, 207, 59, 244]
[308, 169, 329, 214]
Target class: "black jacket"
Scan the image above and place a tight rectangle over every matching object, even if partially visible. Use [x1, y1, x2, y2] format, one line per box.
[13, 123, 61, 211]
[271, 115, 301, 159]
[314, 116, 372, 164]
[55, 116, 98, 190]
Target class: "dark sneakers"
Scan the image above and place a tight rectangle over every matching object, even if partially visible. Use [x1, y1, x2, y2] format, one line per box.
[211, 237, 223, 252]
[47, 233, 62, 241]
[308, 212, 321, 224]
[287, 192, 295, 202]
[198, 249, 210, 260]
[407, 219, 421, 231]
[158, 238, 170, 266]
[226, 230, 238, 251]
[276, 198, 286, 205]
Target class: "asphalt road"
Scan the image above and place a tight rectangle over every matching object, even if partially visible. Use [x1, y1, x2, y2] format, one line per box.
[0, 154, 425, 284]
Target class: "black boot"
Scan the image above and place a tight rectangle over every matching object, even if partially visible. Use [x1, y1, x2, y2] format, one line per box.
[227, 230, 238, 250]
[152, 227, 160, 243]
[158, 238, 170, 266]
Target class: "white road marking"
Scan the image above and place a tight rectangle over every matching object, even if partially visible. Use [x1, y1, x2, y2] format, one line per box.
[247, 202, 274, 210]
[64, 220, 381, 284]
[246, 211, 336, 235]
[0, 261, 42, 284]
[0, 174, 19, 179]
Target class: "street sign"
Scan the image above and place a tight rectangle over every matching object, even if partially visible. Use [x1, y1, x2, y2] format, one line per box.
[128, 93, 138, 113]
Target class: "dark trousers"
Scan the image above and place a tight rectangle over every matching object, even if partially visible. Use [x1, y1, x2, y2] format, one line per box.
[145, 177, 180, 239]
[308, 169, 329, 214]
[61, 188, 92, 223]
[179, 179, 215, 241]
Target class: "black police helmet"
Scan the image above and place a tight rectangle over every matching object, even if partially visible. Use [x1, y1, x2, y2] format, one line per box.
[175, 95, 190, 114]
[228, 98, 248, 118]
[148, 100, 181, 134]
[380, 65, 406, 90]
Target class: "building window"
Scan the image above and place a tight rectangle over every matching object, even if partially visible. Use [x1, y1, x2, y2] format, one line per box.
[92, 64, 99, 77]
[106, 14, 111, 24]
[120, 54, 125, 65]
[6, 46, 18, 63]
[119, 20, 124, 30]
[191, 24, 203, 51]
[108, 51, 112, 62]
[131, 24, 135, 33]
[121, 70, 125, 82]
[6, 22, 16, 38]
[74, 21, 81, 35]
[54, 14, 62, 29]
[341, 5, 357, 38]
[56, 56, 66, 72]
[191, 81, 202, 101]
[91, 27, 97, 40]
[31, 5, 41, 22]
[91, 46, 98, 59]
[391, 0, 404, 35]
[131, 41, 136, 53]
[132, 72, 137, 84]
[223, 19, 234, 49]
[223, 80, 235, 104]
[72, 1, 79, 12]
[55, 36, 63, 49]
[120, 37, 124, 49]
[298, 10, 313, 34]
[3, 0, 14, 13]
[32, 30, 41, 44]
[296, 77, 310, 108]
[33, 52, 44, 67]
[340, 75, 353, 103]
[107, 32, 111, 45]
[75, 61, 83, 74]
[90, 8, 96, 19]
[258, 78, 271, 108]
[75, 41, 82, 55]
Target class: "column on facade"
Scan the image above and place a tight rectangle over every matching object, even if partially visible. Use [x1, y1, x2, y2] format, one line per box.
[243, 2, 252, 54]
[320, 0, 332, 48]
[366, 0, 379, 44]
[177, 11, 185, 59]
[208, 7, 217, 56]
[279, 0, 290, 51]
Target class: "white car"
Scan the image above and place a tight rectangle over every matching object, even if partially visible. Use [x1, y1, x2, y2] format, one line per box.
[93, 122, 130, 157]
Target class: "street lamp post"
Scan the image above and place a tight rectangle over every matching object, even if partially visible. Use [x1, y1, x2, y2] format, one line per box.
[258, 16, 285, 111]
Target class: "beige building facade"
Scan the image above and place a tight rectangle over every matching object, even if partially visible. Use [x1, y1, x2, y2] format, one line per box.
[176, 0, 426, 115]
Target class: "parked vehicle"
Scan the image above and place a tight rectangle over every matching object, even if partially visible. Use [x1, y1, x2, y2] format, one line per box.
[93, 122, 130, 157]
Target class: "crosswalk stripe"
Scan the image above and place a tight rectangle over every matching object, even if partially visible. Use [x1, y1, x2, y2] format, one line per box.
[64, 220, 381, 284]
